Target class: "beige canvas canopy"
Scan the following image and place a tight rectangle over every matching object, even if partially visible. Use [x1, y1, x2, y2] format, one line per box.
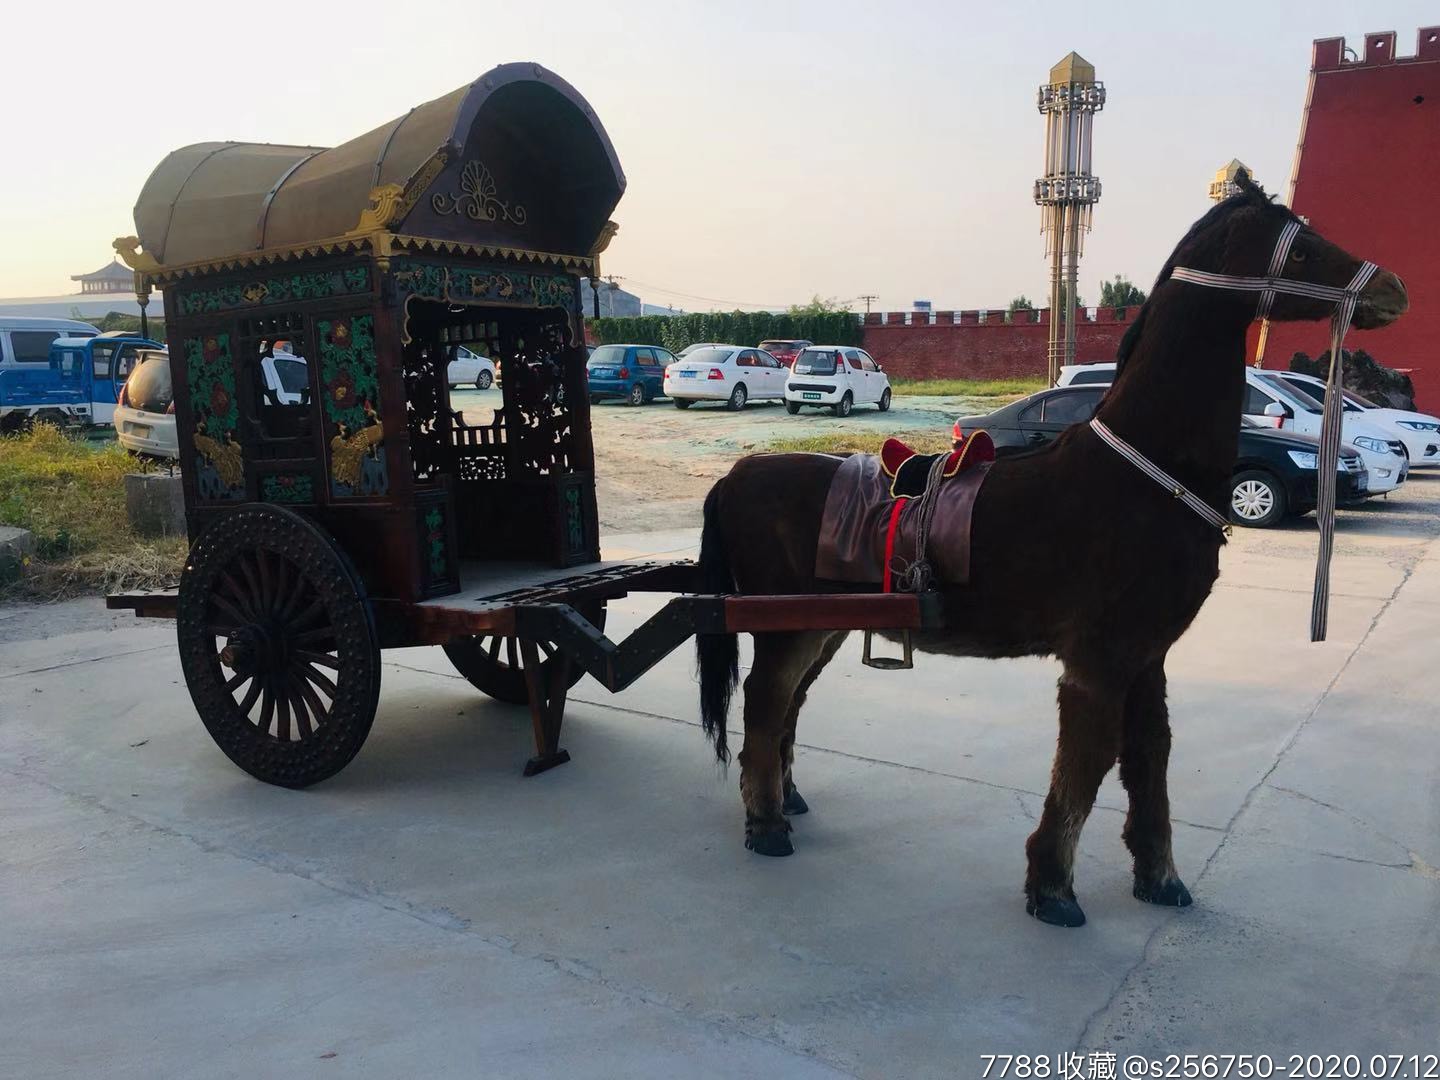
[120, 64, 625, 278]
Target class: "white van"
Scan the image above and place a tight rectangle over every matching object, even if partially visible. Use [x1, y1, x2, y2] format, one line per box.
[0, 316, 100, 367]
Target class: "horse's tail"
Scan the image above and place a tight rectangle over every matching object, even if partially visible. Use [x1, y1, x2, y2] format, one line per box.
[697, 480, 738, 764]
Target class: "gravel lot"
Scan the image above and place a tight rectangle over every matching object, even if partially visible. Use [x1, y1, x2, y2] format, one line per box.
[454, 387, 994, 532]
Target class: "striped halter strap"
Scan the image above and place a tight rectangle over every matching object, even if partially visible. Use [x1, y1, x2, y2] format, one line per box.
[1089, 216, 1381, 642]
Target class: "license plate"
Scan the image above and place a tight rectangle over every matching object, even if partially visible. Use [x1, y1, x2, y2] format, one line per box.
[679, 370, 697, 378]
[128, 424, 151, 438]
[803, 392, 821, 400]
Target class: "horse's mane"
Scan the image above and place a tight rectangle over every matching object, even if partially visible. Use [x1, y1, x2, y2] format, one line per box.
[1115, 174, 1297, 372]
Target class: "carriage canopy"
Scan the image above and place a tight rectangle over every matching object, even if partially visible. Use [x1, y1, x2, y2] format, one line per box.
[124, 64, 625, 276]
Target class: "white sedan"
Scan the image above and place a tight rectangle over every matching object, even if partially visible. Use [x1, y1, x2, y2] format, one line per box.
[1274, 370, 1440, 468]
[784, 346, 892, 417]
[663, 346, 789, 410]
[446, 345, 496, 390]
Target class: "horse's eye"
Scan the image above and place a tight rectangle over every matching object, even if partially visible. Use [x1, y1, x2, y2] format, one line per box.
[1289, 248, 1307, 263]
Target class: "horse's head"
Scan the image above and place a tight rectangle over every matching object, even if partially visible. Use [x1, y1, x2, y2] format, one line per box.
[1158, 172, 1407, 330]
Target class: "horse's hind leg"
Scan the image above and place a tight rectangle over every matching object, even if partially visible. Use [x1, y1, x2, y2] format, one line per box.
[1025, 664, 1124, 927]
[780, 631, 847, 817]
[1120, 661, 1192, 908]
[740, 631, 837, 856]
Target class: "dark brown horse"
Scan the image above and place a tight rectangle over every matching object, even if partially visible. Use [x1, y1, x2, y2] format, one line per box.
[696, 179, 1408, 927]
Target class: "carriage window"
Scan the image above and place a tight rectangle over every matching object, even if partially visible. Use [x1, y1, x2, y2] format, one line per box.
[237, 313, 313, 445]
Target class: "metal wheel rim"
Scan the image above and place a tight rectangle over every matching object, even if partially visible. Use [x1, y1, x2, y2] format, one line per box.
[731, 386, 746, 408]
[629, 384, 645, 405]
[1231, 479, 1275, 520]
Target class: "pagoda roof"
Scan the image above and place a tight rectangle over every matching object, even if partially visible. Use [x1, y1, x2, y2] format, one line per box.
[1049, 51, 1096, 84]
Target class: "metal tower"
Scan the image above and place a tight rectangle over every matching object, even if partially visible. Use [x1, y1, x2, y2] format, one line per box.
[1209, 158, 1253, 202]
[1035, 52, 1104, 385]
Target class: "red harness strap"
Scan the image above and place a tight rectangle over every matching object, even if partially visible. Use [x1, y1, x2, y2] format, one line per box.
[882, 496, 908, 593]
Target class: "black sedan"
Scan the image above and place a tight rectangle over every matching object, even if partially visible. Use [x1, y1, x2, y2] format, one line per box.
[953, 386, 1368, 528]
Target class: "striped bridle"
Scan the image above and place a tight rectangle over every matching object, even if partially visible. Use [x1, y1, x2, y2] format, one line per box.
[1091, 217, 1381, 642]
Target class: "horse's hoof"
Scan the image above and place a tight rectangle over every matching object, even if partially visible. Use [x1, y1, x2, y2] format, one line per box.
[1026, 895, 1087, 927]
[782, 787, 809, 816]
[745, 830, 795, 857]
[1133, 877, 1193, 907]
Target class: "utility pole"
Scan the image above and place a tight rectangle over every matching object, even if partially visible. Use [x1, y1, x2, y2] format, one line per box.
[858, 294, 879, 314]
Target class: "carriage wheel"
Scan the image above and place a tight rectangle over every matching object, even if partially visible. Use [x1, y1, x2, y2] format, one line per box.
[177, 504, 381, 788]
[442, 601, 606, 705]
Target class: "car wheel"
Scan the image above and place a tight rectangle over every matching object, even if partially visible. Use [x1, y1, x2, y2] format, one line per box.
[831, 392, 853, 418]
[727, 384, 748, 411]
[878, 387, 892, 412]
[590, 394, 603, 406]
[476, 371, 493, 390]
[628, 383, 646, 407]
[1229, 469, 1288, 528]
[785, 401, 802, 415]
[674, 398, 693, 409]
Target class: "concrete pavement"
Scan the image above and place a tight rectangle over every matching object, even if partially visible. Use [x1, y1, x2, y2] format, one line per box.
[2, 477, 1437, 1077]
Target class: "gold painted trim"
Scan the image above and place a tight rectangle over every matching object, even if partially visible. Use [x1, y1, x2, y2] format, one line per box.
[127, 231, 593, 285]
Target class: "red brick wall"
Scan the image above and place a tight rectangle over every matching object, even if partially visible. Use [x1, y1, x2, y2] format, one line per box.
[860, 307, 1134, 381]
[1260, 28, 1440, 410]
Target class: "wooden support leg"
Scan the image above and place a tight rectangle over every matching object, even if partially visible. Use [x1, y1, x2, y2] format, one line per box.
[521, 638, 573, 776]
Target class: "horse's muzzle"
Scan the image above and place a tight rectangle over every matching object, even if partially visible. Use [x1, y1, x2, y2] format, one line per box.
[1354, 270, 1408, 329]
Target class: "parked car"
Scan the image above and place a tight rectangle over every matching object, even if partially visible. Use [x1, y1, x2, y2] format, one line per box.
[260, 349, 311, 406]
[677, 342, 729, 358]
[446, 345, 496, 390]
[114, 348, 178, 459]
[784, 346, 892, 417]
[951, 386, 1368, 528]
[757, 339, 812, 367]
[664, 346, 787, 410]
[952, 385, 1107, 454]
[587, 343, 677, 405]
[1273, 369, 1440, 468]
[1228, 417, 1369, 527]
[1056, 362, 1409, 495]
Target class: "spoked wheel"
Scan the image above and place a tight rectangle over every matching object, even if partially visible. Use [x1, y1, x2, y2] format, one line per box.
[177, 504, 381, 788]
[443, 601, 606, 705]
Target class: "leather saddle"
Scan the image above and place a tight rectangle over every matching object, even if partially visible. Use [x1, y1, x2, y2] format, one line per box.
[816, 432, 995, 589]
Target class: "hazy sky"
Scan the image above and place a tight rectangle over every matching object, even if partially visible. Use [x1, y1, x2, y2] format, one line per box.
[2, 0, 1433, 311]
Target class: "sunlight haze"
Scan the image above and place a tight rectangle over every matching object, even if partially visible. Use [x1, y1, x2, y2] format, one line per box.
[1, 0, 1431, 311]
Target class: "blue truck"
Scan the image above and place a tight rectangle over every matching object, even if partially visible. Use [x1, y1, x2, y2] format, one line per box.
[0, 329, 162, 432]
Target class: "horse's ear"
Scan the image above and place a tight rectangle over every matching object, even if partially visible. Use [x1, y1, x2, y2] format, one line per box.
[1234, 169, 1275, 205]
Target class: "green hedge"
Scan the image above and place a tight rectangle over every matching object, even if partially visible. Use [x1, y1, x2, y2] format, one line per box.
[588, 311, 862, 352]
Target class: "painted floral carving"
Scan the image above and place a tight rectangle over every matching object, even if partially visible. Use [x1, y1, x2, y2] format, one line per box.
[431, 160, 527, 225]
[185, 334, 244, 501]
[317, 314, 387, 497]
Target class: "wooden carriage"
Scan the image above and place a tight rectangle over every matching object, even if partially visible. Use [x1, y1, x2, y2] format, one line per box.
[109, 65, 940, 786]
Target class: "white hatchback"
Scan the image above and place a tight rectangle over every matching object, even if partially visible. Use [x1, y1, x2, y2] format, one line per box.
[114, 349, 178, 459]
[446, 345, 496, 390]
[784, 346, 891, 417]
[664, 346, 788, 410]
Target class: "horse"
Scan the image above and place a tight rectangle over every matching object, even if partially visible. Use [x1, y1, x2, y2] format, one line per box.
[694, 176, 1408, 927]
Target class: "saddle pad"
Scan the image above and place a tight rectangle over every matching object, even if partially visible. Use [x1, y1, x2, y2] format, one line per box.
[816, 453, 991, 586]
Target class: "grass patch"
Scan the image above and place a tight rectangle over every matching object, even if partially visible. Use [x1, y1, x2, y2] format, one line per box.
[763, 432, 954, 456]
[0, 425, 185, 600]
[889, 376, 1045, 398]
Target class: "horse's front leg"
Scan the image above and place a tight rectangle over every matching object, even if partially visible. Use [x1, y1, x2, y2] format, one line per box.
[1025, 665, 1124, 927]
[1120, 660, 1193, 908]
[740, 631, 835, 856]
